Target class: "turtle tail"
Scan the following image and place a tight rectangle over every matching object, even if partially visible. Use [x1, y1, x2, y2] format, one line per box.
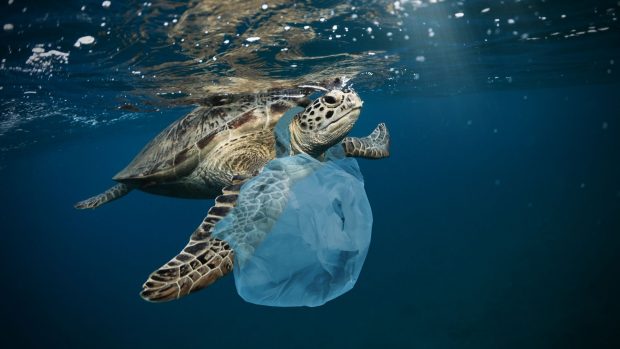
[74, 183, 132, 209]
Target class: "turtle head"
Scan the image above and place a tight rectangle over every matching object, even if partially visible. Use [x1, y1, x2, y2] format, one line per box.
[289, 88, 362, 157]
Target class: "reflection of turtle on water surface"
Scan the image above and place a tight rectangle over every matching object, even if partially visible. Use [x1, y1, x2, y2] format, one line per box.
[75, 81, 390, 302]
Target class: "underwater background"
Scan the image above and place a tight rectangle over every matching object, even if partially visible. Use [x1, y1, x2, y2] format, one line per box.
[1, 0, 619, 348]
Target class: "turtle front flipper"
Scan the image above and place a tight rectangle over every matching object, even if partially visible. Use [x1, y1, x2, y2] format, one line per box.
[74, 183, 132, 209]
[342, 123, 391, 159]
[140, 176, 248, 302]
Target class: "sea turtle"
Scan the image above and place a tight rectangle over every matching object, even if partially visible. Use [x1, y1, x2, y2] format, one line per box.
[75, 83, 390, 302]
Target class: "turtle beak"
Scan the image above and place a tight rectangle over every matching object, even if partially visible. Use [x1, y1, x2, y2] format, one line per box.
[343, 90, 363, 110]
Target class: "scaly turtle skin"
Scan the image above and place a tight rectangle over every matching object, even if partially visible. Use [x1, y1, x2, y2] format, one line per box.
[76, 86, 390, 302]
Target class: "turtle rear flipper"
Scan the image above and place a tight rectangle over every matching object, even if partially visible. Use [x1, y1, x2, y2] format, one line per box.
[342, 123, 390, 159]
[140, 176, 248, 302]
[74, 183, 132, 209]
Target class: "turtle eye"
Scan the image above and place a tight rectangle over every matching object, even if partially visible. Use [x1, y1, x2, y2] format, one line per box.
[322, 95, 337, 105]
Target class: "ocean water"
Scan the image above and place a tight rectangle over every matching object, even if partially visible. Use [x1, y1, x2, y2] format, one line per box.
[1, 0, 619, 348]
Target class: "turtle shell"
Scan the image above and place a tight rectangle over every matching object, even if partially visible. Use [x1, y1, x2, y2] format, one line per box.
[113, 92, 310, 183]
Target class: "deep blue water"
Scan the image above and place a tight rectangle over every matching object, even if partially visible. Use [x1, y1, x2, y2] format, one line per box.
[2, 1, 620, 348]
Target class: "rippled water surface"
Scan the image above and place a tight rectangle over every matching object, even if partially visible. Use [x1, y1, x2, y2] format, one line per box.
[1, 1, 619, 348]
[2, 0, 618, 146]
